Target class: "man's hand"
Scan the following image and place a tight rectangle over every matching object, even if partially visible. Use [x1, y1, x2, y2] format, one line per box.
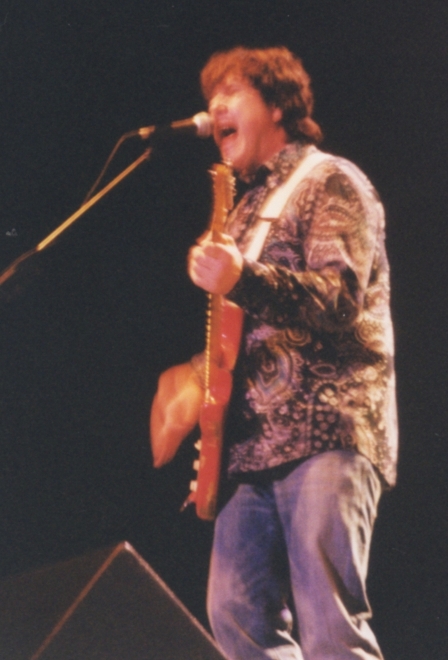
[150, 362, 203, 468]
[188, 232, 243, 295]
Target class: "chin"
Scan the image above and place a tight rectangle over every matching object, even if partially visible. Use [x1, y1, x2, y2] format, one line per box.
[224, 155, 246, 173]
[220, 146, 243, 171]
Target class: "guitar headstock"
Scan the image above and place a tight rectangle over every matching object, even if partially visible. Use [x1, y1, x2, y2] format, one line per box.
[209, 163, 235, 234]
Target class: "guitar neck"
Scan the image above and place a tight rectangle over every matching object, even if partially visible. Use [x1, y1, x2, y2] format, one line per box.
[186, 163, 237, 520]
[203, 163, 235, 398]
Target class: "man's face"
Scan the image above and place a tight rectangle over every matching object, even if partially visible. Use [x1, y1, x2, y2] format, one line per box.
[208, 76, 286, 177]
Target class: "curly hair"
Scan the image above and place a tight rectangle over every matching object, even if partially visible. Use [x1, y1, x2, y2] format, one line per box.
[200, 46, 323, 145]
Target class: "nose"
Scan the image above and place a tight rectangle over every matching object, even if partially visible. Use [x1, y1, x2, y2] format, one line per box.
[209, 92, 228, 116]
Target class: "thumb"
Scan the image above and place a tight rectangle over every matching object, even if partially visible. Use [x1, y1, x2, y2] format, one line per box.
[214, 231, 236, 247]
[196, 229, 212, 245]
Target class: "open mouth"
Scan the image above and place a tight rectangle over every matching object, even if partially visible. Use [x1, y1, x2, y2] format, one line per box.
[219, 126, 237, 140]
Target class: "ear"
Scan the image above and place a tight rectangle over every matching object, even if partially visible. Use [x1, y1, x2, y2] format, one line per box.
[272, 106, 283, 124]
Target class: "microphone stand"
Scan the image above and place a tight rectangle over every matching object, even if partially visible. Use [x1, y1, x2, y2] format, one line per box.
[0, 146, 152, 287]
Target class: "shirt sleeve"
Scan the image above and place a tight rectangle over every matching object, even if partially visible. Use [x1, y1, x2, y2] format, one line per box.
[226, 165, 382, 334]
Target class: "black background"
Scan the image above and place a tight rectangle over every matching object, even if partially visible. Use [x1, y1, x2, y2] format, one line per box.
[0, 1, 447, 658]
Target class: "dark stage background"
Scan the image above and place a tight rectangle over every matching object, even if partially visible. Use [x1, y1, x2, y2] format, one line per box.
[0, 1, 447, 658]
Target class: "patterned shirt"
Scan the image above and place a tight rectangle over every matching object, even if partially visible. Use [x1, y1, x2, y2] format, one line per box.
[224, 141, 398, 487]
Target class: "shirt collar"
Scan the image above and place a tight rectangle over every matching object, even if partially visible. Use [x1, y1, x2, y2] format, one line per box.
[240, 141, 310, 189]
[264, 141, 312, 188]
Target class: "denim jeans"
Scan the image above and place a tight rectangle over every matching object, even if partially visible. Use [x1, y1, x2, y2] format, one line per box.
[207, 450, 384, 660]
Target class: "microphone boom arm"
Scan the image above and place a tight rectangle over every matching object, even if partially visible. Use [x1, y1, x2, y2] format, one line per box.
[0, 146, 152, 287]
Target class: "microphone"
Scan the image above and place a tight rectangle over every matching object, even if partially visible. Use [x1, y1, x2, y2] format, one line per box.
[138, 112, 213, 141]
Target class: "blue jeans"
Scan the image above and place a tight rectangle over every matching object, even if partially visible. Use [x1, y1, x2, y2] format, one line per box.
[207, 450, 384, 660]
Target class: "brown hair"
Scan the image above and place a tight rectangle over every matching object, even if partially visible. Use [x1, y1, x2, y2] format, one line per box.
[200, 46, 323, 144]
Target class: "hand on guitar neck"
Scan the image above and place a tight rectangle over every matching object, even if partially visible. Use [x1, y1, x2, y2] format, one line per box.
[188, 230, 243, 295]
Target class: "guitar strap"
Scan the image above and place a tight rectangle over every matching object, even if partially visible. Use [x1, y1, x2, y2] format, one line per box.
[243, 147, 332, 261]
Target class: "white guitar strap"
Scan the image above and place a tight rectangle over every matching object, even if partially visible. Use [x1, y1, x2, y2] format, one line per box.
[243, 147, 332, 261]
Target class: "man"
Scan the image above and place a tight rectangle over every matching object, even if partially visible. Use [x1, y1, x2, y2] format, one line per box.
[152, 46, 398, 660]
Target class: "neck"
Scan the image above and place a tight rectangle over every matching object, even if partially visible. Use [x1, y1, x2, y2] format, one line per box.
[239, 134, 290, 182]
[260, 127, 289, 166]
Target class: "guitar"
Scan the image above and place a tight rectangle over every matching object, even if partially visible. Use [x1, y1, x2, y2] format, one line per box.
[187, 163, 244, 521]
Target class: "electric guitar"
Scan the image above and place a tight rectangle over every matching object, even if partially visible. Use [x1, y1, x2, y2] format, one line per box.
[187, 163, 243, 521]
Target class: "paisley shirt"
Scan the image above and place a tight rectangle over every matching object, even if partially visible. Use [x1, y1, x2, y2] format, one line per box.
[224, 142, 398, 486]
